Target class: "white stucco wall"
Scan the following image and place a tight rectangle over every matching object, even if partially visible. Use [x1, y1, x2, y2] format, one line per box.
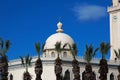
[8, 57, 119, 80]
[113, 0, 119, 6]
[108, 2, 120, 60]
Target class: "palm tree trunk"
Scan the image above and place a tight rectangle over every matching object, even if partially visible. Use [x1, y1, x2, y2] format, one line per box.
[55, 56, 62, 80]
[35, 58, 42, 80]
[23, 71, 31, 80]
[26, 64, 28, 72]
[72, 59, 80, 80]
[99, 59, 108, 80]
[83, 64, 96, 80]
[1, 56, 8, 80]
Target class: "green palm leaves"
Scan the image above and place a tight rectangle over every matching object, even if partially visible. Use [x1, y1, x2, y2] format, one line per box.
[0, 38, 11, 58]
[35, 42, 41, 59]
[0, 38, 11, 53]
[55, 42, 62, 56]
[84, 44, 99, 64]
[19, 54, 32, 72]
[114, 49, 120, 60]
[68, 43, 77, 59]
[55, 42, 67, 57]
[35, 42, 45, 59]
[5, 40, 10, 50]
[100, 42, 110, 59]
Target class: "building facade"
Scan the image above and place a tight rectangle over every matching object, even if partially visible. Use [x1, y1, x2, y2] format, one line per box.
[7, 0, 120, 80]
[108, 0, 120, 60]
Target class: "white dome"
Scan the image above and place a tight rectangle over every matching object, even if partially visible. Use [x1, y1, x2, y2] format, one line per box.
[44, 33, 74, 49]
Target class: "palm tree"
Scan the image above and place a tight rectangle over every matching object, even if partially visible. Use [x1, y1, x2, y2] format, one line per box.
[98, 42, 110, 80]
[68, 43, 77, 59]
[83, 44, 98, 80]
[114, 49, 120, 80]
[68, 43, 80, 80]
[19, 54, 32, 80]
[54, 42, 67, 80]
[0, 39, 10, 62]
[0, 38, 10, 80]
[34, 42, 44, 80]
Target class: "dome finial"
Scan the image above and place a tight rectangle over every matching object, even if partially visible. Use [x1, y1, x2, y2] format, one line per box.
[56, 18, 63, 33]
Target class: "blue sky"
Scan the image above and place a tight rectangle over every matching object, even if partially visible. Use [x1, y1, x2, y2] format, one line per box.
[0, 0, 112, 60]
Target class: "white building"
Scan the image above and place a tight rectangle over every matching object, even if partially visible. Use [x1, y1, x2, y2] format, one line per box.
[108, 0, 120, 60]
[8, 0, 120, 80]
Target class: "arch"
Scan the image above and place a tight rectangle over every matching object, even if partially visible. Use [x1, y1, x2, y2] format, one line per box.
[63, 69, 70, 80]
[110, 72, 114, 80]
[10, 74, 13, 80]
[82, 71, 86, 80]
[63, 52, 67, 57]
[51, 52, 55, 57]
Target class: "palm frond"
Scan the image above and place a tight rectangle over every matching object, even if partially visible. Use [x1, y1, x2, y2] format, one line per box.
[28, 57, 32, 66]
[63, 43, 68, 49]
[114, 49, 120, 59]
[84, 51, 92, 63]
[19, 56, 24, 66]
[100, 42, 110, 59]
[25, 54, 29, 64]
[5, 40, 11, 50]
[71, 50, 76, 59]
[100, 42, 104, 53]
[68, 43, 77, 59]
[72, 43, 77, 55]
[119, 49, 120, 58]
[93, 48, 99, 57]
[35, 42, 40, 54]
[84, 44, 98, 64]
[42, 43, 45, 53]
[84, 44, 92, 63]
[55, 42, 61, 54]
[0, 53, 5, 57]
[0, 38, 4, 49]
[72, 44, 77, 50]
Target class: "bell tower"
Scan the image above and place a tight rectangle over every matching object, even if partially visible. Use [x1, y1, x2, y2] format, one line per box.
[108, 0, 120, 60]
[112, 0, 120, 6]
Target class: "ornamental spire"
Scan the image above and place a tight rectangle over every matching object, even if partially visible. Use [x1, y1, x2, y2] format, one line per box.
[56, 21, 64, 33]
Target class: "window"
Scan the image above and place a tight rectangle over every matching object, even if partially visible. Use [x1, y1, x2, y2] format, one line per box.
[63, 52, 67, 57]
[51, 52, 55, 57]
[63, 70, 70, 80]
[110, 73, 114, 80]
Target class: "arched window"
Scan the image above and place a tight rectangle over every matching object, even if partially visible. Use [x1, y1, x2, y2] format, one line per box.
[51, 52, 55, 57]
[110, 73, 114, 80]
[63, 52, 67, 57]
[63, 69, 70, 80]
